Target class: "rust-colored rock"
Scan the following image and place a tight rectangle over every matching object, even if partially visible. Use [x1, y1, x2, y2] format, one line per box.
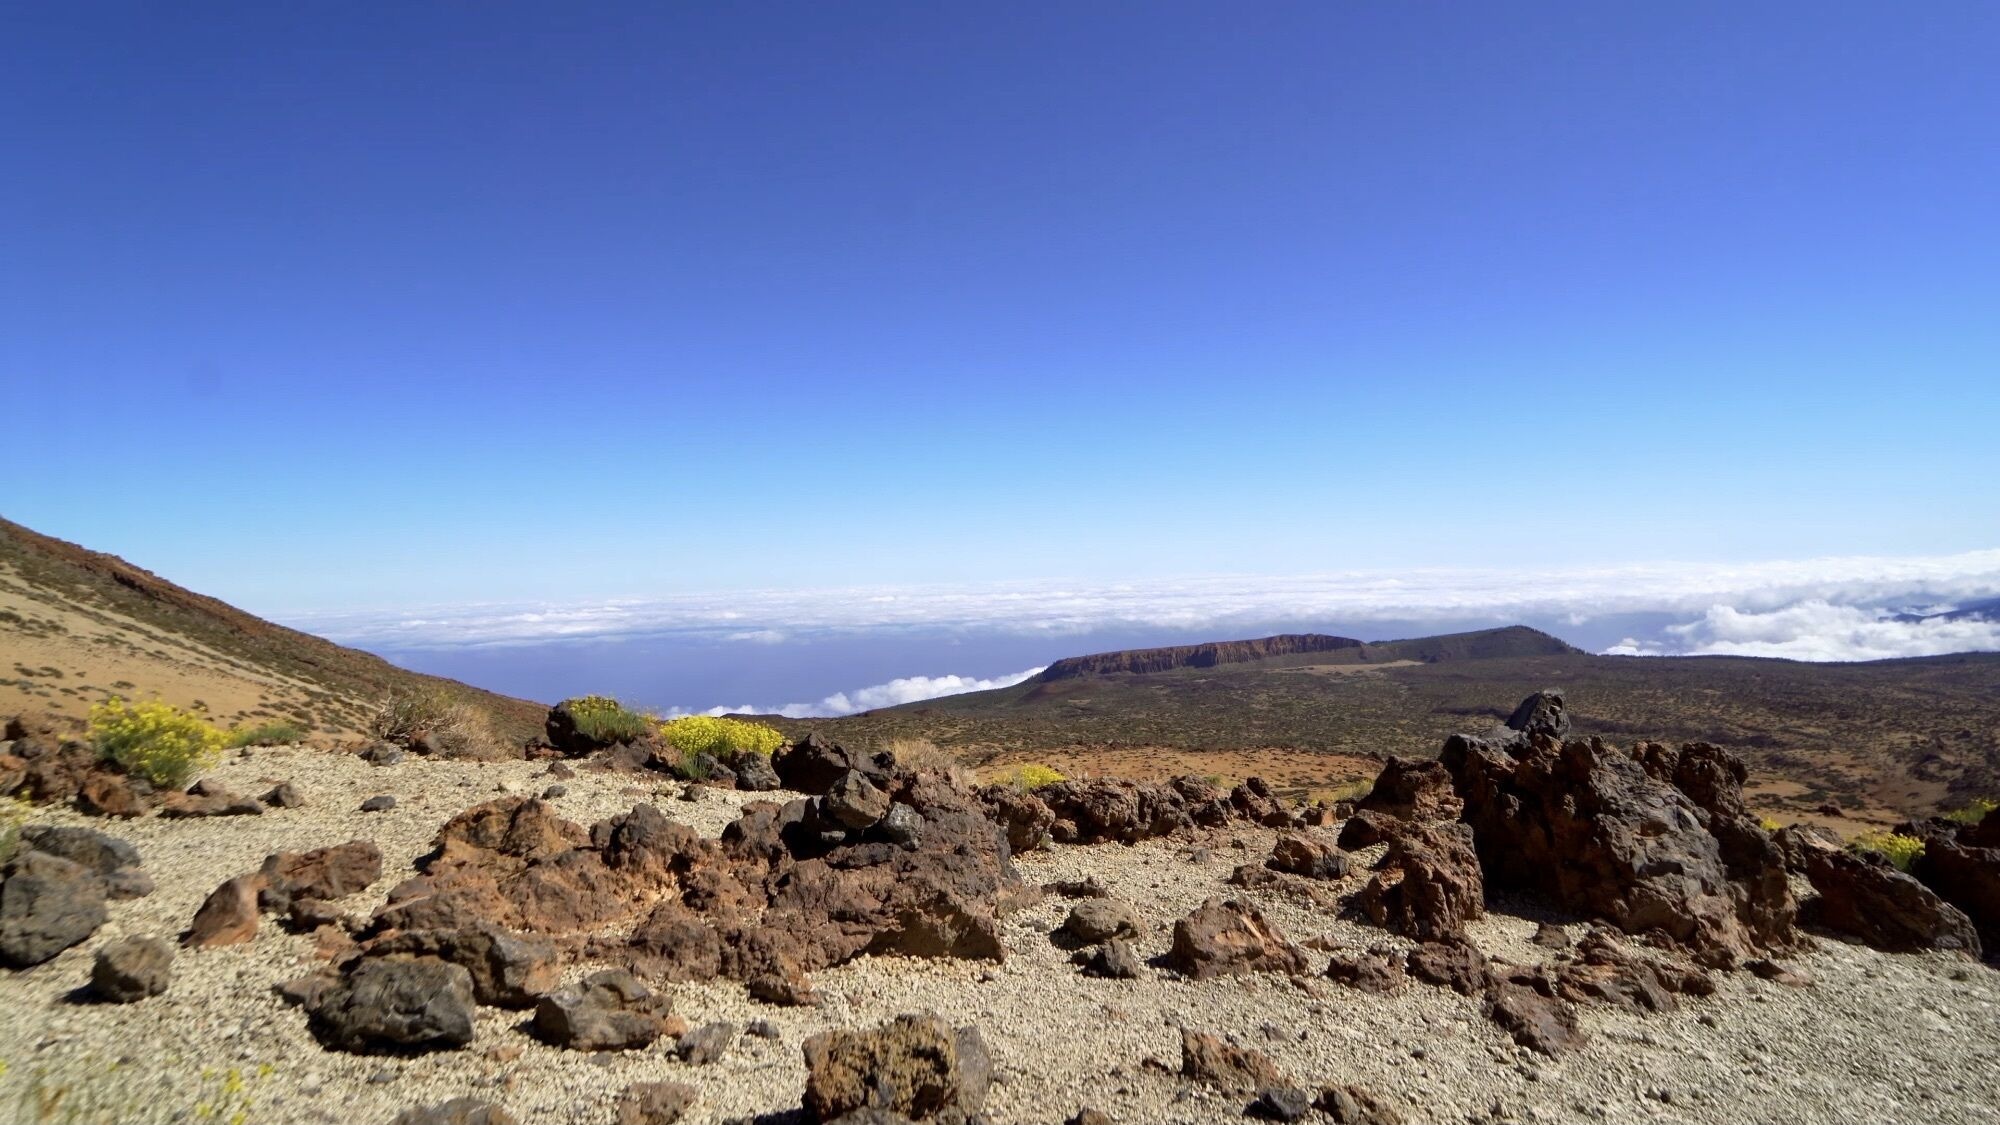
[1179, 1029, 1283, 1092]
[801, 1013, 991, 1124]
[185, 874, 266, 947]
[1266, 833, 1349, 880]
[1165, 897, 1310, 979]
[1355, 757, 1463, 826]
[1355, 820, 1484, 941]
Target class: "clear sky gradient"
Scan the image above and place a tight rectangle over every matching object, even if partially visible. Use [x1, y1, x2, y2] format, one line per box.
[5, 3, 1997, 617]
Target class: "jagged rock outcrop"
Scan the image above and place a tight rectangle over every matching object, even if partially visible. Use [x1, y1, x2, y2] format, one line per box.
[1353, 757, 1462, 826]
[1354, 820, 1483, 941]
[1442, 719, 1796, 965]
[367, 769, 1034, 1005]
[1912, 815, 2000, 953]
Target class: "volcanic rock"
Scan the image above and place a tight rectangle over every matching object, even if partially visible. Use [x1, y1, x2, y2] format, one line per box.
[776, 733, 898, 796]
[1060, 898, 1142, 945]
[1505, 689, 1570, 739]
[308, 956, 477, 1053]
[0, 851, 108, 966]
[263, 782, 305, 808]
[1355, 820, 1484, 941]
[91, 935, 172, 1002]
[734, 753, 780, 792]
[1354, 757, 1462, 826]
[185, 873, 265, 947]
[390, 1099, 519, 1125]
[1803, 841, 1980, 955]
[20, 825, 139, 875]
[615, 1082, 697, 1125]
[1166, 898, 1309, 979]
[825, 770, 892, 830]
[1442, 719, 1796, 966]
[1179, 1029, 1282, 1092]
[533, 969, 676, 1051]
[1315, 1085, 1404, 1125]
[160, 780, 264, 818]
[1265, 833, 1349, 880]
[367, 924, 558, 1007]
[1074, 938, 1144, 979]
[801, 1013, 992, 1124]
[1323, 946, 1406, 994]
[1912, 837, 2000, 952]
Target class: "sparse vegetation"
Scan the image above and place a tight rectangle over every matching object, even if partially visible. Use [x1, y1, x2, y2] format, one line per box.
[89, 697, 225, 789]
[224, 720, 305, 749]
[1759, 816, 1785, 832]
[561, 695, 652, 745]
[882, 738, 957, 772]
[1944, 797, 1997, 825]
[0, 1057, 270, 1125]
[1850, 830, 1925, 872]
[1005, 763, 1066, 790]
[368, 689, 500, 758]
[0, 796, 29, 864]
[1328, 778, 1374, 802]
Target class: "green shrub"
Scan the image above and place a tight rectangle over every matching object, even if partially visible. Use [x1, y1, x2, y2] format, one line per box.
[1850, 830, 1925, 872]
[0, 796, 28, 864]
[89, 698, 225, 789]
[224, 720, 306, 749]
[1944, 797, 1997, 826]
[658, 715, 785, 762]
[561, 695, 652, 745]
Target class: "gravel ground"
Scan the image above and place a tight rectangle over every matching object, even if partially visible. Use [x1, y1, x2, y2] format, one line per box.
[2, 746, 1996, 1125]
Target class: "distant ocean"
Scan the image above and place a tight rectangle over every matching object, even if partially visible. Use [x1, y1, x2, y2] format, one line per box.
[361, 615, 1648, 717]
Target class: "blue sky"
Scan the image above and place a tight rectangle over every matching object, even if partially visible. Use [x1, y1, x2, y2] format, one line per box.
[5, 4, 1999, 707]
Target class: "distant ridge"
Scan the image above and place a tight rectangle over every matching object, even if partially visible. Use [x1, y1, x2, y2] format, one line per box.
[1037, 626, 1579, 681]
[1040, 633, 1364, 679]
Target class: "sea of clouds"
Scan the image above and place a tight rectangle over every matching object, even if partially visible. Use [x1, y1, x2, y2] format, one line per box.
[291, 548, 2000, 717]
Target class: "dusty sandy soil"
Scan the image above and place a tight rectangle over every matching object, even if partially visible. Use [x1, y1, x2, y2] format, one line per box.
[2, 747, 1996, 1125]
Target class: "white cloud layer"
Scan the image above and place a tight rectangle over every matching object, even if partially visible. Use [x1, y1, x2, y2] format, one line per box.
[1607, 600, 2000, 661]
[288, 548, 2000, 657]
[669, 666, 1046, 719]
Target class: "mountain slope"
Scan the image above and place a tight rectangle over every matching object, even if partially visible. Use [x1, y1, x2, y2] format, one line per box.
[0, 515, 543, 739]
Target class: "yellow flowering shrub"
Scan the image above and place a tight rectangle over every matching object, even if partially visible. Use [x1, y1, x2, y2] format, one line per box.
[1945, 797, 1997, 826]
[1850, 830, 1925, 872]
[90, 698, 224, 789]
[1006, 763, 1066, 791]
[658, 715, 785, 761]
[1759, 816, 1784, 832]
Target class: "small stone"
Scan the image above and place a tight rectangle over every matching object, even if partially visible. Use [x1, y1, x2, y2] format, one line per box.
[747, 1019, 781, 1040]
[91, 935, 173, 1002]
[360, 795, 397, 813]
[262, 782, 305, 808]
[541, 785, 567, 799]
[1248, 1086, 1313, 1121]
[676, 1021, 735, 1065]
[614, 1081, 696, 1125]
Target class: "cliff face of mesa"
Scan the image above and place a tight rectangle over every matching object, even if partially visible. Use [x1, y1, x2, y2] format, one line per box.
[1038, 634, 1365, 680]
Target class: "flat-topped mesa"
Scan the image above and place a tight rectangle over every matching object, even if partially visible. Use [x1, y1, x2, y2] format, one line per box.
[1039, 634, 1364, 680]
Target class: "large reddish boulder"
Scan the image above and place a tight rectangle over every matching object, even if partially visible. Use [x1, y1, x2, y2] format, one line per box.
[1165, 897, 1310, 979]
